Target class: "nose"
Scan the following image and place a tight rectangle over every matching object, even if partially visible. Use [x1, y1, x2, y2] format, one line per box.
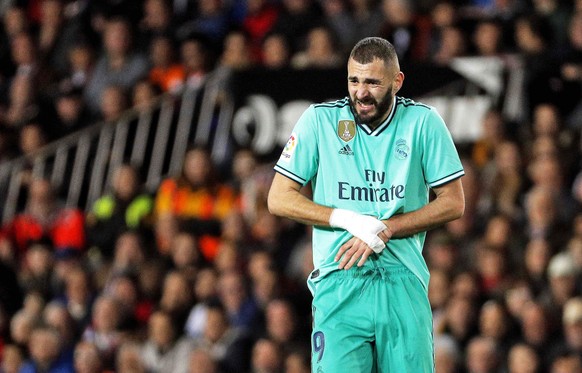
[356, 84, 370, 100]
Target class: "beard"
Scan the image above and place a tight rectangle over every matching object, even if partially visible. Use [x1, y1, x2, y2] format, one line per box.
[349, 90, 394, 128]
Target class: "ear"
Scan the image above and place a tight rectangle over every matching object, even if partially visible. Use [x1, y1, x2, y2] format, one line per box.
[393, 71, 405, 95]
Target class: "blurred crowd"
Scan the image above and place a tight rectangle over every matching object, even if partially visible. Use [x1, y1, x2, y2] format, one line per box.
[0, 0, 581, 373]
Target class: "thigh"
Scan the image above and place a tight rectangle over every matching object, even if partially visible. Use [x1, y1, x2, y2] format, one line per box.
[374, 272, 434, 373]
[311, 276, 375, 373]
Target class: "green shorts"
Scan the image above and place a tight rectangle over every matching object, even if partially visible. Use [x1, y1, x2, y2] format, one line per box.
[308, 266, 434, 373]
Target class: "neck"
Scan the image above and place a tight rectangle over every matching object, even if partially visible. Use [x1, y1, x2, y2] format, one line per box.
[369, 97, 395, 130]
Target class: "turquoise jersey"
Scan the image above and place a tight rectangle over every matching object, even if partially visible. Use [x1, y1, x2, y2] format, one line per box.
[274, 96, 464, 291]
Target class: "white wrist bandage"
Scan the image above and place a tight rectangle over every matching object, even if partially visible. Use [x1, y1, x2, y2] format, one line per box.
[329, 208, 386, 253]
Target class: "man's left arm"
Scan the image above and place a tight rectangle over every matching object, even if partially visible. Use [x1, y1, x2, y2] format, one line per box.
[383, 177, 465, 238]
[336, 178, 464, 269]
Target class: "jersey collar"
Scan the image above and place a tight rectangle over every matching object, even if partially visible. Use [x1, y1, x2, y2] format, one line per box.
[356, 96, 397, 136]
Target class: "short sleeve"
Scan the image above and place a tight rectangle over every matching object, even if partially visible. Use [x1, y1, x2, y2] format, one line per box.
[420, 109, 464, 188]
[274, 105, 319, 186]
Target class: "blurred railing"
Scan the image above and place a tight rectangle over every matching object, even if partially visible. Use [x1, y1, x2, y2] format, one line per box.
[0, 71, 234, 224]
[0, 57, 518, 224]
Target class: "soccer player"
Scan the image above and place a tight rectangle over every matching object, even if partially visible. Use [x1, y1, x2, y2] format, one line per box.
[267, 37, 465, 372]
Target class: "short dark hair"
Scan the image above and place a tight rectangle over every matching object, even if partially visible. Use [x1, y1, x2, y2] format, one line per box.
[349, 37, 399, 68]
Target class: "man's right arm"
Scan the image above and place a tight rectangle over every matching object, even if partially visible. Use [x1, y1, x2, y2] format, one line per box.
[268, 172, 387, 253]
[267, 172, 333, 226]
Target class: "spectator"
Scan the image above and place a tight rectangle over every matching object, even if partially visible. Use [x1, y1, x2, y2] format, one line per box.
[320, 0, 356, 54]
[241, 0, 280, 61]
[471, 109, 507, 169]
[427, 1, 458, 59]
[51, 82, 92, 138]
[451, 271, 482, 301]
[17, 122, 47, 156]
[473, 243, 513, 299]
[540, 252, 579, 315]
[478, 299, 517, 351]
[425, 230, 460, 275]
[188, 348, 219, 373]
[554, 297, 582, 356]
[429, 268, 451, 329]
[84, 17, 149, 114]
[379, 0, 430, 63]
[116, 342, 146, 373]
[472, 18, 506, 57]
[434, 334, 462, 373]
[529, 102, 578, 183]
[436, 294, 479, 349]
[567, 236, 582, 272]
[0, 6, 28, 77]
[518, 300, 556, 365]
[104, 273, 144, 329]
[85, 163, 153, 257]
[18, 240, 54, 298]
[56, 265, 94, 329]
[2, 73, 39, 129]
[98, 84, 129, 123]
[62, 42, 95, 90]
[290, 26, 343, 69]
[550, 352, 582, 373]
[21, 291, 44, 319]
[523, 185, 569, 250]
[219, 30, 255, 71]
[131, 79, 161, 112]
[513, 14, 559, 118]
[184, 267, 219, 339]
[0, 344, 24, 373]
[531, 0, 570, 47]
[140, 310, 192, 373]
[168, 230, 201, 272]
[348, 0, 384, 47]
[272, 0, 323, 52]
[42, 301, 77, 364]
[506, 342, 541, 373]
[214, 243, 243, 278]
[9, 310, 38, 349]
[464, 336, 502, 373]
[20, 325, 74, 373]
[9, 31, 38, 79]
[148, 34, 185, 93]
[560, 11, 582, 127]
[261, 33, 292, 69]
[262, 298, 300, 345]
[72, 341, 103, 373]
[37, 0, 83, 77]
[179, 36, 211, 90]
[217, 270, 260, 331]
[107, 231, 147, 278]
[159, 270, 194, 329]
[283, 345, 311, 373]
[136, 0, 176, 54]
[191, 301, 253, 373]
[0, 178, 85, 258]
[431, 24, 467, 65]
[81, 295, 122, 368]
[249, 337, 283, 373]
[522, 238, 552, 294]
[154, 146, 240, 258]
[175, 0, 229, 45]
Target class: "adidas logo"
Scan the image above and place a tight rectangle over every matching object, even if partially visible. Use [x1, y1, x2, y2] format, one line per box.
[338, 144, 354, 155]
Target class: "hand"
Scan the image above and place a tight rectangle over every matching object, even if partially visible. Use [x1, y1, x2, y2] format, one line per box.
[329, 209, 386, 252]
[335, 229, 391, 270]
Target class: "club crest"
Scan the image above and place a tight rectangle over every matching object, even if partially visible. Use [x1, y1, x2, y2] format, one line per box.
[337, 120, 356, 142]
[395, 139, 409, 160]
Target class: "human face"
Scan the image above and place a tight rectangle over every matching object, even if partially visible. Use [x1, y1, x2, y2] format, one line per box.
[347, 57, 402, 128]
